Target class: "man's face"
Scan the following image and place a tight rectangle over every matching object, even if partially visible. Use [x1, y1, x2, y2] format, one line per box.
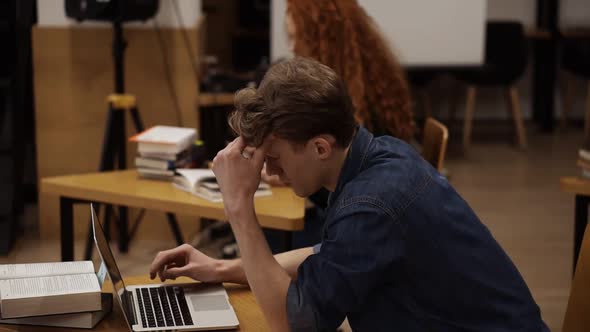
[264, 136, 324, 197]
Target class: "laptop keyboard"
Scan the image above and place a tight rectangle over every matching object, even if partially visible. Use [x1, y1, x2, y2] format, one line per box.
[136, 286, 194, 328]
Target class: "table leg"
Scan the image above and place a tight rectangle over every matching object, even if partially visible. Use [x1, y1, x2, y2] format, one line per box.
[533, 0, 558, 131]
[166, 213, 184, 245]
[60, 197, 75, 261]
[118, 206, 129, 253]
[573, 195, 590, 273]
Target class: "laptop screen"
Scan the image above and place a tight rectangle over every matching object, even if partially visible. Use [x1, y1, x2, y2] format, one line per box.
[91, 204, 135, 328]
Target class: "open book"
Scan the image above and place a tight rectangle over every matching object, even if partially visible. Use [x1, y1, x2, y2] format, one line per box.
[173, 168, 272, 202]
[0, 293, 112, 329]
[0, 261, 102, 319]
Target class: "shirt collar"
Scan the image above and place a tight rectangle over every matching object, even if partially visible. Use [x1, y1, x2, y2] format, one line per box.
[327, 127, 373, 207]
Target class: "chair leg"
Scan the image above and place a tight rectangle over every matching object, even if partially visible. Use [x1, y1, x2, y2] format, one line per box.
[585, 82, 590, 145]
[463, 86, 477, 150]
[561, 71, 574, 129]
[507, 87, 527, 149]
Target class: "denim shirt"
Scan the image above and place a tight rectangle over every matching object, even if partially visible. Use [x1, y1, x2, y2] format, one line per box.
[286, 127, 549, 332]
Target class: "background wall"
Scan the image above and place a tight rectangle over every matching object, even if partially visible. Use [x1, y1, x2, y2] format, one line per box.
[35, 1, 206, 249]
[271, 0, 487, 66]
[33, 0, 590, 249]
[271, 0, 589, 122]
[487, 0, 590, 27]
[452, 0, 590, 121]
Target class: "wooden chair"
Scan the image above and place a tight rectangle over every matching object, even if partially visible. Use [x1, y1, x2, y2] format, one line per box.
[450, 21, 528, 150]
[563, 223, 590, 332]
[422, 117, 449, 172]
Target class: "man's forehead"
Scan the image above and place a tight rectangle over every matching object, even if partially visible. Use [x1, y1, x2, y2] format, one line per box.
[265, 136, 282, 157]
[266, 135, 304, 157]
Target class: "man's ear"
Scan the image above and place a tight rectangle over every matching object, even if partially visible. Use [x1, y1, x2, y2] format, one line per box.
[312, 135, 335, 160]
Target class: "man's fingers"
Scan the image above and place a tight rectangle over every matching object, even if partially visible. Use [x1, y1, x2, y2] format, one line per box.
[159, 261, 182, 280]
[162, 265, 192, 280]
[226, 137, 239, 149]
[216, 138, 238, 161]
[242, 146, 256, 160]
[150, 252, 169, 279]
[219, 137, 247, 160]
[149, 246, 182, 279]
[233, 136, 246, 151]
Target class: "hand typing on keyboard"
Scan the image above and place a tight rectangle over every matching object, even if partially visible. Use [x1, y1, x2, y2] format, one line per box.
[149, 244, 223, 282]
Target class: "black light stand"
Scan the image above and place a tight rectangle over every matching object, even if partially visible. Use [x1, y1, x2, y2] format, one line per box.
[83, 15, 184, 260]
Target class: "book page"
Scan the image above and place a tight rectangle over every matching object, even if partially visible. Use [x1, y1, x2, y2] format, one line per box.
[0, 273, 100, 299]
[175, 168, 216, 192]
[0, 261, 94, 280]
[174, 168, 272, 202]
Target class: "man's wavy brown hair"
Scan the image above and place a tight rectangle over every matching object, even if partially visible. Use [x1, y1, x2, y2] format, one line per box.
[229, 57, 357, 148]
[286, 0, 415, 141]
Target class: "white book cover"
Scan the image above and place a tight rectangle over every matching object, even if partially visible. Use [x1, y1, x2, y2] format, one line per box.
[130, 126, 196, 155]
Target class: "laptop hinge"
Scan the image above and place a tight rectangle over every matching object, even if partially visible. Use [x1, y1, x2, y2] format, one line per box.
[125, 290, 138, 325]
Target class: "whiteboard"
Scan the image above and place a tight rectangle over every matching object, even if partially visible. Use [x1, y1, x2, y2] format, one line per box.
[271, 0, 487, 67]
[560, 0, 590, 27]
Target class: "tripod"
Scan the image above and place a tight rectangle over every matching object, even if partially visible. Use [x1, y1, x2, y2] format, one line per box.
[83, 20, 184, 260]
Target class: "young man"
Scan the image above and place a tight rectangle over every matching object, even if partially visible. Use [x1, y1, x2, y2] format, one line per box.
[150, 57, 548, 331]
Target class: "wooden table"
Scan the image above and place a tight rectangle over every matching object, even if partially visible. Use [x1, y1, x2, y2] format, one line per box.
[41, 170, 305, 261]
[560, 176, 590, 272]
[0, 276, 269, 332]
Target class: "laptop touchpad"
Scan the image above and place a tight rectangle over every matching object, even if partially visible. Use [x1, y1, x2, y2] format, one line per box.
[190, 295, 230, 311]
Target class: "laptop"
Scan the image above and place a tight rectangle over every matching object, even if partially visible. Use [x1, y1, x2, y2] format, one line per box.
[91, 204, 239, 331]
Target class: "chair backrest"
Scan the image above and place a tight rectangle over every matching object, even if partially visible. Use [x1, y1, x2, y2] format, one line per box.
[563, 223, 590, 332]
[422, 117, 448, 172]
[485, 21, 527, 80]
[562, 37, 590, 78]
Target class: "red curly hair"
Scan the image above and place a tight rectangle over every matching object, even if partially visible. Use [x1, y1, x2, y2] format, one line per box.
[286, 0, 415, 141]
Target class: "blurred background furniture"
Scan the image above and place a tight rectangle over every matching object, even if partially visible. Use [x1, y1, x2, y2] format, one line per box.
[422, 117, 449, 172]
[560, 30, 590, 143]
[0, 0, 37, 255]
[561, 222, 590, 332]
[451, 21, 528, 150]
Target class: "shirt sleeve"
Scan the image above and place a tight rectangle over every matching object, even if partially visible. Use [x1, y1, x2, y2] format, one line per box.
[312, 243, 322, 254]
[286, 201, 405, 331]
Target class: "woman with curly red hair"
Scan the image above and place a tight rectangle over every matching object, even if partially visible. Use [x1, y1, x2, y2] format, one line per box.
[260, 0, 417, 252]
[284, 0, 415, 141]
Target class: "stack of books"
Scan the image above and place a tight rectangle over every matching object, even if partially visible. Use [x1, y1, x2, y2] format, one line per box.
[130, 125, 197, 181]
[578, 149, 590, 179]
[0, 261, 112, 329]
